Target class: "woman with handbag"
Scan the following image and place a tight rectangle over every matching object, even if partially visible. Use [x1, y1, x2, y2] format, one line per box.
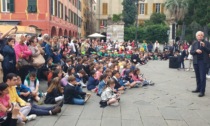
[28, 36, 45, 68]
[14, 35, 32, 82]
[2, 38, 16, 82]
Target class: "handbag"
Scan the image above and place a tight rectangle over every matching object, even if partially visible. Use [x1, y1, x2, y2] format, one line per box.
[32, 54, 45, 67]
[17, 58, 32, 68]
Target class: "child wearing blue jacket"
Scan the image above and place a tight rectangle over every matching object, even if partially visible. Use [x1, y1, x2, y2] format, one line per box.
[87, 70, 99, 92]
[97, 74, 109, 96]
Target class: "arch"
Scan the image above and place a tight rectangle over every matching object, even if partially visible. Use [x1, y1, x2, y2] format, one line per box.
[69, 30, 71, 37]
[58, 28, 63, 36]
[51, 26, 57, 37]
[64, 29, 67, 36]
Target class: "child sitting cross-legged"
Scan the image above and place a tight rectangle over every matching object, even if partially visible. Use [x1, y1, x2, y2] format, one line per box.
[97, 74, 109, 96]
[24, 72, 41, 102]
[16, 76, 32, 102]
[44, 77, 64, 106]
[100, 79, 120, 107]
[64, 76, 91, 105]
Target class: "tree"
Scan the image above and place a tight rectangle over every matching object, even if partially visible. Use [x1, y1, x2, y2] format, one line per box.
[164, 0, 189, 22]
[165, 0, 189, 42]
[150, 13, 166, 24]
[184, 0, 210, 39]
[122, 0, 137, 26]
[112, 14, 122, 22]
[124, 24, 169, 43]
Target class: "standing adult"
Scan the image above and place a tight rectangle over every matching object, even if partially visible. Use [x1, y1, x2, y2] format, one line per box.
[154, 40, 159, 52]
[2, 38, 16, 82]
[190, 31, 210, 97]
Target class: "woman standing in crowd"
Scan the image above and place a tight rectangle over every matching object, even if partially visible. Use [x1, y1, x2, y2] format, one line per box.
[14, 35, 32, 82]
[2, 38, 16, 82]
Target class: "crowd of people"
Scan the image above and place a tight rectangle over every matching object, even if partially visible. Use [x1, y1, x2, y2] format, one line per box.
[1, 27, 208, 126]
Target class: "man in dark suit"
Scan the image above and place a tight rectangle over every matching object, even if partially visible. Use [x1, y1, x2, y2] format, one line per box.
[190, 31, 210, 97]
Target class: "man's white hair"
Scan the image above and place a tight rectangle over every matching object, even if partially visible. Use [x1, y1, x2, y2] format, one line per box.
[196, 31, 204, 37]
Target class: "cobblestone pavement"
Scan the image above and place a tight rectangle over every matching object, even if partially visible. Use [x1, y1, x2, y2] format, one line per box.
[26, 60, 210, 126]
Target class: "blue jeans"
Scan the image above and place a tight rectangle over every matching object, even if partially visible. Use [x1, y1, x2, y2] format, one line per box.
[72, 98, 85, 105]
[29, 104, 54, 116]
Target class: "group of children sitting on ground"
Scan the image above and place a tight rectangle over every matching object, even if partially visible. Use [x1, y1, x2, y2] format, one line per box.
[0, 53, 156, 125]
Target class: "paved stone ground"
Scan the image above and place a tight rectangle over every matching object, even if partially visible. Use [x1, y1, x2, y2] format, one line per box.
[26, 60, 210, 126]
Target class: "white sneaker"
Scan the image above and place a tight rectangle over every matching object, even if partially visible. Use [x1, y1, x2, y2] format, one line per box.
[26, 114, 37, 121]
[80, 81, 87, 88]
[186, 69, 189, 71]
[206, 75, 210, 79]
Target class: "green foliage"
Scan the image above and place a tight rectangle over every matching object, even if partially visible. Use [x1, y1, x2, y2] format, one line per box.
[112, 14, 122, 22]
[164, 0, 189, 22]
[122, 0, 137, 26]
[183, 0, 210, 42]
[150, 13, 166, 24]
[124, 24, 169, 43]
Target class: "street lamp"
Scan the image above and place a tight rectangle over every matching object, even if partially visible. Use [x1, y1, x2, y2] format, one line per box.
[135, 0, 145, 46]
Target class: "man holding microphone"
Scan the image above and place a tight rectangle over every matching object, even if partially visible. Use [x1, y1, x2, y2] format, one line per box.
[190, 31, 210, 97]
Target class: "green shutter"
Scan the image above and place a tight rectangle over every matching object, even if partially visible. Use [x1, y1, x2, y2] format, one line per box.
[28, 0, 37, 13]
[10, 0, 15, 12]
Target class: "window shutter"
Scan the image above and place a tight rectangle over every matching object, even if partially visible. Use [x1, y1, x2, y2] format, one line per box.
[50, 0, 53, 15]
[58, 2, 60, 18]
[145, 3, 148, 15]
[139, 3, 141, 14]
[161, 3, 164, 13]
[28, 0, 37, 13]
[153, 3, 155, 13]
[10, 0, 15, 12]
[102, 3, 108, 15]
[55, 0, 57, 16]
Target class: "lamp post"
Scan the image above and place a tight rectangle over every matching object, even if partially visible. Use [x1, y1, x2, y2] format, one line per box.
[135, 0, 145, 46]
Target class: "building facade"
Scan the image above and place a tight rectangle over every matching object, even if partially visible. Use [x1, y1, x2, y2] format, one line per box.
[96, 0, 123, 33]
[96, 0, 171, 32]
[137, 0, 169, 24]
[0, 0, 82, 37]
[81, 0, 97, 37]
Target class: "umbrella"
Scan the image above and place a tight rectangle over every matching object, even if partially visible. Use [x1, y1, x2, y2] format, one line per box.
[88, 33, 105, 38]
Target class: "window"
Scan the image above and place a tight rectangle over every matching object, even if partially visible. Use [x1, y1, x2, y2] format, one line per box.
[28, 0, 37, 13]
[58, 1, 60, 18]
[65, 6, 67, 21]
[139, 3, 144, 14]
[1, 0, 14, 12]
[71, 11, 74, 23]
[155, 3, 161, 13]
[100, 20, 107, 27]
[61, 3, 63, 19]
[68, 9, 71, 22]
[51, 0, 57, 16]
[78, 1, 81, 11]
[102, 3, 108, 15]
[50, 0, 53, 15]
